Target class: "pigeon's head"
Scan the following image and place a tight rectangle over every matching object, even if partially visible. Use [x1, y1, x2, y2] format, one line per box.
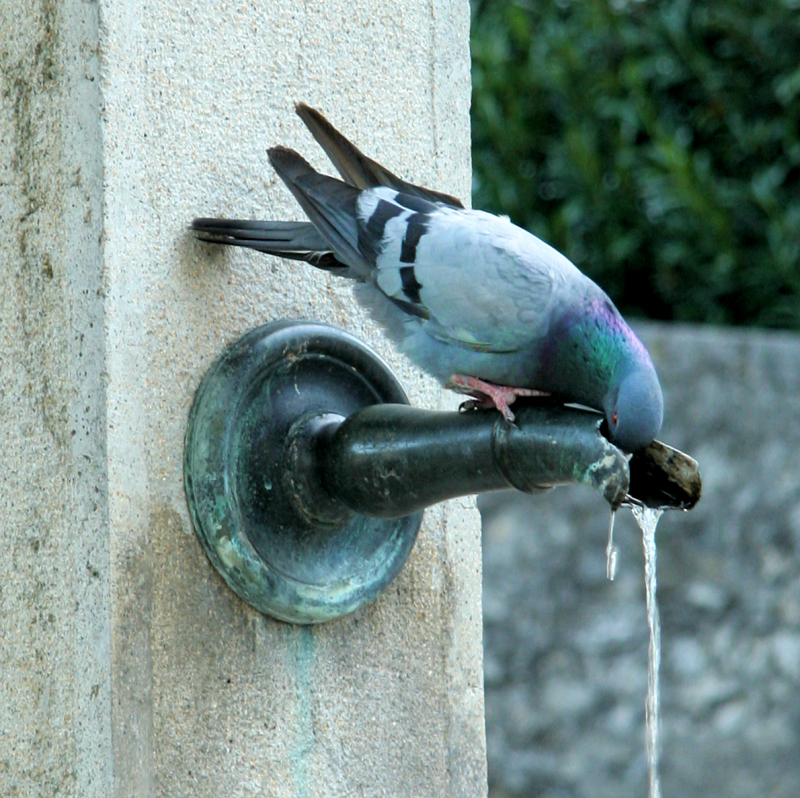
[604, 367, 664, 452]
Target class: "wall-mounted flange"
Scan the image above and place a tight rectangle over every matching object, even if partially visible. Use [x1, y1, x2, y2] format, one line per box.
[184, 320, 422, 624]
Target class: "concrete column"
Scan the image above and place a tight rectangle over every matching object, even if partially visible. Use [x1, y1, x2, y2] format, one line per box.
[1, 1, 486, 796]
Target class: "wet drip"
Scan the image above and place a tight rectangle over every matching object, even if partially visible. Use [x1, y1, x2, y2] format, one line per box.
[606, 509, 618, 581]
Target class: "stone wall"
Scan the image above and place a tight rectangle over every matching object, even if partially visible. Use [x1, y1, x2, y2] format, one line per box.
[1, 2, 484, 796]
[481, 322, 800, 798]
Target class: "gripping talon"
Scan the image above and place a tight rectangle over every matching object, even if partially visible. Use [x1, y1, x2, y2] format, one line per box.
[447, 374, 547, 423]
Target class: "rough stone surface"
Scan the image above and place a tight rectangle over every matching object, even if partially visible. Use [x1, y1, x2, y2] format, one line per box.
[2, 1, 484, 796]
[1, 0, 110, 794]
[481, 322, 800, 798]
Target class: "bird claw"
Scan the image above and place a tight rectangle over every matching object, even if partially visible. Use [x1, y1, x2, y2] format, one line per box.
[457, 397, 515, 421]
[448, 375, 548, 423]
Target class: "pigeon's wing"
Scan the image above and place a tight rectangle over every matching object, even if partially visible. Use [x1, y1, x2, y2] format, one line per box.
[262, 149, 585, 355]
[295, 103, 464, 209]
[266, 146, 374, 279]
[357, 188, 585, 354]
[191, 104, 463, 272]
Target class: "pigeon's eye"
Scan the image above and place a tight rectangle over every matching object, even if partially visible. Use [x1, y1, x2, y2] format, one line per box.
[611, 411, 618, 427]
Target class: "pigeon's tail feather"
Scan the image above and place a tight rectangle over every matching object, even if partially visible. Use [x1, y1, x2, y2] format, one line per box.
[267, 146, 372, 279]
[190, 218, 347, 272]
[295, 103, 464, 209]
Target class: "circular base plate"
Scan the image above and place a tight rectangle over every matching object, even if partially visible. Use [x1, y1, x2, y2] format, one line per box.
[184, 320, 423, 623]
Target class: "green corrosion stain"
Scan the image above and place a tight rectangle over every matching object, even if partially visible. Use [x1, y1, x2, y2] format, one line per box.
[292, 626, 315, 797]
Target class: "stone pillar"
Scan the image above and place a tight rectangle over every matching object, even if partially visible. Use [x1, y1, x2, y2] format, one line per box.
[0, 1, 486, 796]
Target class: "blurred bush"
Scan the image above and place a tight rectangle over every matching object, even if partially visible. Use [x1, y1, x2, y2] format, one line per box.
[471, 0, 800, 327]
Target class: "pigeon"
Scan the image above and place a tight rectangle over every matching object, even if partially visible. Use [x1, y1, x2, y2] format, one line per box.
[192, 103, 663, 452]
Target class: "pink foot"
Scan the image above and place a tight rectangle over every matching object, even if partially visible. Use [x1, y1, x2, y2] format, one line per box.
[446, 375, 548, 422]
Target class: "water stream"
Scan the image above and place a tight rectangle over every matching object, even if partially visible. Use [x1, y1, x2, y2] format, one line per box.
[606, 510, 619, 581]
[631, 504, 664, 798]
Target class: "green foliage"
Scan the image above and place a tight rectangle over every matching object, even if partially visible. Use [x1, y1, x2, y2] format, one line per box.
[471, 0, 800, 327]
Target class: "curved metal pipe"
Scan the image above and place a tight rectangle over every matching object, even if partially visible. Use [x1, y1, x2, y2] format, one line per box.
[285, 403, 631, 521]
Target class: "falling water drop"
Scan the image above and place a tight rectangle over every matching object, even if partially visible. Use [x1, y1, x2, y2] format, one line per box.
[631, 504, 664, 798]
[606, 509, 618, 581]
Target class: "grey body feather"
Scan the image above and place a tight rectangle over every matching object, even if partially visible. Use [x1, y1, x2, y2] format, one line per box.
[191, 104, 664, 451]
